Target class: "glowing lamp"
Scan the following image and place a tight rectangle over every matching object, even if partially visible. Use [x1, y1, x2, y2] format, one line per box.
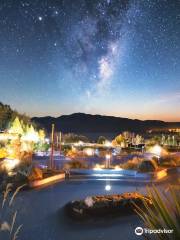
[2, 158, 20, 172]
[114, 165, 121, 170]
[105, 184, 111, 191]
[93, 164, 103, 170]
[105, 154, 111, 160]
[151, 145, 162, 156]
[85, 148, 93, 156]
[104, 141, 112, 147]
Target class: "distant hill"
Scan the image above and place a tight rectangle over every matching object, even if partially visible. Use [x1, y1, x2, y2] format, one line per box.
[0, 102, 30, 130]
[32, 113, 180, 139]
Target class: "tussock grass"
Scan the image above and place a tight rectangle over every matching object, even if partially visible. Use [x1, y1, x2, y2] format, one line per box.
[0, 184, 23, 240]
[134, 185, 180, 239]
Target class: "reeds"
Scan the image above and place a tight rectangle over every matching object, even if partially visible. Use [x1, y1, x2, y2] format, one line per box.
[0, 184, 25, 240]
[134, 185, 180, 239]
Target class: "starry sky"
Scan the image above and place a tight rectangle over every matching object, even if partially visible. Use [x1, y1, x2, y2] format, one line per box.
[0, 0, 180, 121]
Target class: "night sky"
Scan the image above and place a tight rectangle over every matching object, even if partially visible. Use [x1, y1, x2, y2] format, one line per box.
[0, 0, 180, 121]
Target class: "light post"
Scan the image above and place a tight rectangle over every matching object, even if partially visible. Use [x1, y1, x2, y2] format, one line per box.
[50, 124, 55, 169]
[59, 131, 62, 155]
[105, 154, 111, 169]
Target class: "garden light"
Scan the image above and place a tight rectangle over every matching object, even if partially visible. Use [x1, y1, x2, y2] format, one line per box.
[104, 141, 112, 147]
[2, 158, 20, 172]
[105, 184, 111, 191]
[93, 164, 105, 170]
[85, 148, 94, 156]
[151, 145, 162, 156]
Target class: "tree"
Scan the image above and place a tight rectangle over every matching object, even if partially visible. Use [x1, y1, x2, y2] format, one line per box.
[38, 129, 45, 142]
[97, 136, 106, 144]
[8, 117, 24, 136]
[115, 134, 125, 145]
[134, 134, 144, 145]
[0, 102, 31, 131]
[63, 133, 89, 143]
[0, 103, 12, 130]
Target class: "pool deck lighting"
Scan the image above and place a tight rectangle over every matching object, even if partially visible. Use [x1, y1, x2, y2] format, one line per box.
[105, 184, 111, 191]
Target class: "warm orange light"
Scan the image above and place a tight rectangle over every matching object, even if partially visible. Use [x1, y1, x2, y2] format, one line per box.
[29, 173, 65, 188]
[85, 148, 94, 156]
[93, 164, 104, 170]
[2, 158, 20, 172]
[104, 141, 112, 147]
[105, 154, 111, 160]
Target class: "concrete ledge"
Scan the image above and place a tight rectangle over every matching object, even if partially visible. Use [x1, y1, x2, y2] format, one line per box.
[29, 173, 65, 188]
[70, 168, 167, 180]
[70, 168, 136, 176]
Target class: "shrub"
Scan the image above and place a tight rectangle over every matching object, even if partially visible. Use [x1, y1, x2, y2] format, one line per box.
[64, 160, 88, 169]
[0, 148, 7, 159]
[0, 161, 30, 189]
[119, 157, 143, 170]
[138, 159, 158, 172]
[19, 151, 32, 162]
[27, 167, 43, 181]
[66, 149, 84, 158]
[97, 136, 106, 144]
[160, 155, 180, 167]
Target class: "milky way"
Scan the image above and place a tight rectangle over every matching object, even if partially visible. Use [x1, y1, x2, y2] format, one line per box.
[0, 0, 180, 121]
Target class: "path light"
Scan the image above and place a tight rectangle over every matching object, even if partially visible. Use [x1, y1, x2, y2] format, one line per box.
[45, 138, 50, 144]
[105, 184, 111, 191]
[2, 158, 20, 172]
[104, 140, 112, 147]
[114, 165, 121, 170]
[93, 164, 103, 170]
[105, 154, 111, 159]
[85, 148, 94, 156]
[151, 145, 162, 156]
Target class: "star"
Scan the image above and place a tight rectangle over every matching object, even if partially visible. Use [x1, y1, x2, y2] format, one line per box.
[0, 0, 179, 122]
[38, 16, 43, 21]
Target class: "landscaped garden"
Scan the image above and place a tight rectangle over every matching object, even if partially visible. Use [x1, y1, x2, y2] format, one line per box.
[0, 112, 180, 240]
[0, 117, 65, 190]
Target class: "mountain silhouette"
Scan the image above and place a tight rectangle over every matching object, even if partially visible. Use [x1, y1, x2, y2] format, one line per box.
[32, 113, 180, 139]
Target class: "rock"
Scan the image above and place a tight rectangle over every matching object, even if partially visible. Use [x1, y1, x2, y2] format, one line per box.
[138, 159, 158, 172]
[84, 196, 94, 207]
[65, 192, 152, 220]
[28, 167, 43, 181]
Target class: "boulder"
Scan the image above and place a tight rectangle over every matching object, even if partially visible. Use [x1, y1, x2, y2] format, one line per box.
[138, 159, 158, 172]
[28, 167, 43, 181]
[65, 192, 152, 220]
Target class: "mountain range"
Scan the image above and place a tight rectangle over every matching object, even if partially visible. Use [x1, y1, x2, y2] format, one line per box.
[32, 113, 180, 139]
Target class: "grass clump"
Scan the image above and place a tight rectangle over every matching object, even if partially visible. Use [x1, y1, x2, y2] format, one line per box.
[64, 160, 89, 169]
[0, 184, 24, 240]
[134, 185, 180, 239]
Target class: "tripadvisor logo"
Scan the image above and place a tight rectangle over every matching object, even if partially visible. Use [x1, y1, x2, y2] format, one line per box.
[135, 227, 143, 235]
[135, 226, 174, 236]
